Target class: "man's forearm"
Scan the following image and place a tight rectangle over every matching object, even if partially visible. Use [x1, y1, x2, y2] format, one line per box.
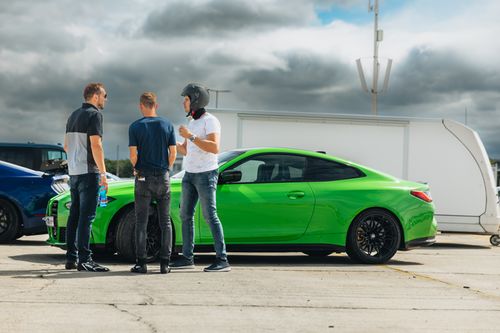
[92, 146, 106, 174]
[168, 147, 177, 169]
[177, 141, 187, 156]
[193, 138, 219, 154]
[130, 155, 137, 167]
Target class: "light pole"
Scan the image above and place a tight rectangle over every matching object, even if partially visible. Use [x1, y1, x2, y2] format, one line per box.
[208, 89, 231, 108]
[116, 144, 119, 177]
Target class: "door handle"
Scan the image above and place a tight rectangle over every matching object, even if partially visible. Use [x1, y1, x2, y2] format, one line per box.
[287, 191, 305, 199]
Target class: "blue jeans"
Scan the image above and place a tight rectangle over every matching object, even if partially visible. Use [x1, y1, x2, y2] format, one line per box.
[66, 173, 99, 263]
[180, 169, 227, 260]
[134, 173, 172, 261]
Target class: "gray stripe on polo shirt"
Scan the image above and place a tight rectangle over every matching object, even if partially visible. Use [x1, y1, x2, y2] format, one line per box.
[66, 132, 89, 175]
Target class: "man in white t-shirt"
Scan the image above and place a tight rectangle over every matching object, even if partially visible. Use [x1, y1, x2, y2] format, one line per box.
[171, 83, 230, 272]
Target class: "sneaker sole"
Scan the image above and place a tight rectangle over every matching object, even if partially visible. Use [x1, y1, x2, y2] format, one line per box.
[203, 267, 231, 272]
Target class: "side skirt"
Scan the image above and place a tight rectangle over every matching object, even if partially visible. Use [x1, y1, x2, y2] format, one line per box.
[175, 244, 346, 254]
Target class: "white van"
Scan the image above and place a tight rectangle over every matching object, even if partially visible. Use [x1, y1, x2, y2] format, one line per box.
[210, 108, 500, 242]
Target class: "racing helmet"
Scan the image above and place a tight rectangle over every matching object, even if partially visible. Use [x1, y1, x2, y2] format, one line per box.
[181, 83, 210, 110]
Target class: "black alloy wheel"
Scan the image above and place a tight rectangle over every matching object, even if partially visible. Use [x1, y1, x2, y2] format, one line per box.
[0, 199, 20, 243]
[346, 209, 401, 264]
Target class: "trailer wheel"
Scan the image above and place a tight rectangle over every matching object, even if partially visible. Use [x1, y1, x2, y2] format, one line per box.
[490, 235, 500, 246]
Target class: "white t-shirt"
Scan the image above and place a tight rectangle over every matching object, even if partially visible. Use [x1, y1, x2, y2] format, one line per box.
[184, 112, 221, 173]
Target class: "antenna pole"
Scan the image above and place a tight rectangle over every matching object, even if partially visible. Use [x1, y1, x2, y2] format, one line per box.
[371, 0, 380, 115]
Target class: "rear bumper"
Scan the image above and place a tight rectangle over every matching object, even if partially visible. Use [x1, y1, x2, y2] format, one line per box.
[404, 236, 436, 250]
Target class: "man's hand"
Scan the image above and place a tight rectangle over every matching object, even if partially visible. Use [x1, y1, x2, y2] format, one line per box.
[99, 173, 108, 192]
[179, 125, 192, 139]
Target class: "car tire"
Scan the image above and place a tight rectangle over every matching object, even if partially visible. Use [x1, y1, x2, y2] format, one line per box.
[303, 250, 334, 257]
[115, 206, 163, 263]
[346, 209, 401, 264]
[0, 199, 20, 243]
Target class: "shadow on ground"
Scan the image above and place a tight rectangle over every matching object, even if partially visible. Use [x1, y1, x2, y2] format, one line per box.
[429, 243, 491, 250]
[8, 251, 421, 270]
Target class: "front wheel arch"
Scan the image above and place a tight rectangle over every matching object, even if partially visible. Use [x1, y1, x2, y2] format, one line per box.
[0, 197, 23, 243]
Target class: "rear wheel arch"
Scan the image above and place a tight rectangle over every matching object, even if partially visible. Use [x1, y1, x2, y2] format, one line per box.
[348, 207, 405, 249]
[346, 207, 404, 264]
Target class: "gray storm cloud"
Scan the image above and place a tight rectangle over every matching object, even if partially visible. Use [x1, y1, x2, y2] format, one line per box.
[1, 0, 500, 160]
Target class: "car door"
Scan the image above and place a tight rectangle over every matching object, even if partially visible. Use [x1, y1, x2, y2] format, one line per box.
[199, 153, 315, 243]
[303, 156, 367, 236]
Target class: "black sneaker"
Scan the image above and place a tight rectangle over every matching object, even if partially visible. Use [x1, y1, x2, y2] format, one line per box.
[77, 260, 110, 272]
[130, 261, 147, 274]
[204, 258, 231, 272]
[160, 259, 171, 274]
[65, 261, 77, 270]
[170, 256, 195, 270]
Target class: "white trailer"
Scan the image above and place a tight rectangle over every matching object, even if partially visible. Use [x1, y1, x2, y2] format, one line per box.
[210, 108, 500, 239]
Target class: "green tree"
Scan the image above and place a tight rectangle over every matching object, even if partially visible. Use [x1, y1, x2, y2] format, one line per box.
[105, 159, 134, 178]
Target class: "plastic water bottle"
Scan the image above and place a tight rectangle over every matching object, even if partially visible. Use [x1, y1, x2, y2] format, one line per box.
[98, 185, 108, 207]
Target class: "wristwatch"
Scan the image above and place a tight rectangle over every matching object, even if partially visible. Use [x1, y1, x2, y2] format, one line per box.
[189, 134, 196, 142]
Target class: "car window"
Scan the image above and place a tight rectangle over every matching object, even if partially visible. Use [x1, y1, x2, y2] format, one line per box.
[0, 148, 35, 169]
[224, 154, 307, 184]
[304, 157, 365, 182]
[170, 150, 247, 180]
[218, 150, 246, 165]
[45, 150, 66, 161]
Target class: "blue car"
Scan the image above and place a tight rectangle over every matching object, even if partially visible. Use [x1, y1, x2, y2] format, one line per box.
[0, 160, 68, 242]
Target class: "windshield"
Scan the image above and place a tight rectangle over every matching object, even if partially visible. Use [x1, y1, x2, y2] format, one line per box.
[171, 150, 247, 179]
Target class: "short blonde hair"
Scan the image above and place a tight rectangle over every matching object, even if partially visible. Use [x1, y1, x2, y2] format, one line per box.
[140, 92, 157, 109]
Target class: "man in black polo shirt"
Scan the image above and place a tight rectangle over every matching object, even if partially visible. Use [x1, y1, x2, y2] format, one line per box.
[64, 82, 109, 272]
[129, 92, 177, 274]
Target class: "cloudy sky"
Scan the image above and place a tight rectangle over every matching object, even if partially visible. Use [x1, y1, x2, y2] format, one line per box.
[1, 0, 500, 159]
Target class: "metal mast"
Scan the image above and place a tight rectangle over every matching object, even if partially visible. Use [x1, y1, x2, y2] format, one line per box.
[371, 0, 380, 115]
[356, 0, 392, 115]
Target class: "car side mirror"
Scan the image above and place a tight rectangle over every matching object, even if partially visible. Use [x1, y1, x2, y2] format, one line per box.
[219, 170, 242, 184]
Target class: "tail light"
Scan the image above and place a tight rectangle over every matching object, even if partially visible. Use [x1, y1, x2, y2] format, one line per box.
[411, 190, 432, 203]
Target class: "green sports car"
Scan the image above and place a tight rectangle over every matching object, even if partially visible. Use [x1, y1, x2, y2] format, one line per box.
[45, 147, 436, 264]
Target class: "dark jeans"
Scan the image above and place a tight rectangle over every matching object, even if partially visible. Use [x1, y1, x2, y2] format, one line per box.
[134, 173, 172, 261]
[180, 169, 227, 260]
[66, 173, 99, 263]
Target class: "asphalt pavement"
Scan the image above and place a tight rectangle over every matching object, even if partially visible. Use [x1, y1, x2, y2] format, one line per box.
[1, 233, 499, 332]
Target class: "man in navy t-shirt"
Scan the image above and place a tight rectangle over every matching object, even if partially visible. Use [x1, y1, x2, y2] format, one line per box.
[128, 92, 177, 274]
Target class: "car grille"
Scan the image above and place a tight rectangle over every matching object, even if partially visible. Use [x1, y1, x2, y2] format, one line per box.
[50, 201, 58, 238]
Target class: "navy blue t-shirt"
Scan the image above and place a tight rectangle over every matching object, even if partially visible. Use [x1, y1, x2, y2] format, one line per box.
[128, 117, 176, 172]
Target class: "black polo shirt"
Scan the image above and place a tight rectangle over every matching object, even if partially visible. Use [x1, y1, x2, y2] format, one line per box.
[65, 103, 103, 175]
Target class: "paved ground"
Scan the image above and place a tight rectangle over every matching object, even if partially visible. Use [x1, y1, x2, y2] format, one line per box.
[1, 233, 499, 332]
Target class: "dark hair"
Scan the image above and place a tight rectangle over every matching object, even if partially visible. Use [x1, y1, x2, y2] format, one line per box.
[83, 83, 105, 101]
[140, 92, 157, 109]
